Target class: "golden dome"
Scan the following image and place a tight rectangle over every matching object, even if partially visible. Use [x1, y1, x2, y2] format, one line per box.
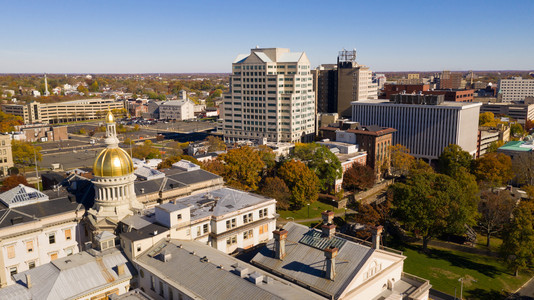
[105, 110, 115, 123]
[93, 147, 134, 177]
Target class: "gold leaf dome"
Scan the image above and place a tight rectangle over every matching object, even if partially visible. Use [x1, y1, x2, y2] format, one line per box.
[93, 147, 134, 177]
[105, 110, 115, 123]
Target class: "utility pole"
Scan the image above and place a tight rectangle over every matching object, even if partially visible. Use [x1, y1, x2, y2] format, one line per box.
[34, 148, 39, 189]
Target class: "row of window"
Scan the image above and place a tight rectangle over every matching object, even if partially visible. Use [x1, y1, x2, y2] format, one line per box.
[8, 247, 74, 276]
[5, 229, 72, 259]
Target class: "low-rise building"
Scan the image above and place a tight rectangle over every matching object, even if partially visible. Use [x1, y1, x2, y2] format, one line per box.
[14, 124, 68, 142]
[480, 100, 534, 125]
[158, 100, 195, 120]
[0, 134, 13, 177]
[477, 125, 510, 157]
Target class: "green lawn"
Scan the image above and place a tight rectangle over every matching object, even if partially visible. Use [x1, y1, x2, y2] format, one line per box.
[397, 243, 532, 299]
[474, 235, 503, 253]
[278, 201, 345, 220]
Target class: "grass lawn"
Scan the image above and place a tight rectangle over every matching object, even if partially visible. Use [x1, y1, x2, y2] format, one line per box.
[278, 200, 345, 220]
[396, 243, 532, 299]
[474, 235, 503, 253]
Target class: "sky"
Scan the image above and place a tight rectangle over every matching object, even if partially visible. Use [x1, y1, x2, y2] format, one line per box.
[1, 0, 533, 73]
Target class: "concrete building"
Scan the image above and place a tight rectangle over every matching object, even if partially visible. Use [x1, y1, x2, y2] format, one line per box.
[1, 99, 125, 124]
[14, 124, 68, 142]
[158, 99, 195, 120]
[0, 134, 13, 177]
[0, 185, 82, 287]
[480, 100, 534, 125]
[477, 125, 510, 157]
[439, 71, 463, 89]
[352, 97, 482, 161]
[337, 49, 377, 118]
[222, 47, 316, 143]
[498, 77, 534, 102]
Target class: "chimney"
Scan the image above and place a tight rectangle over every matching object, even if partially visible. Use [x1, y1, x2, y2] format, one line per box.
[117, 263, 125, 276]
[273, 229, 288, 260]
[324, 246, 338, 280]
[26, 274, 32, 289]
[321, 210, 334, 224]
[372, 226, 383, 249]
[321, 223, 336, 239]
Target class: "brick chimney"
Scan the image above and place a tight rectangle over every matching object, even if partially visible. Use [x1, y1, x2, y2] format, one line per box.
[372, 226, 383, 249]
[273, 229, 288, 260]
[324, 246, 338, 280]
[321, 223, 336, 239]
[321, 210, 334, 224]
[26, 274, 32, 289]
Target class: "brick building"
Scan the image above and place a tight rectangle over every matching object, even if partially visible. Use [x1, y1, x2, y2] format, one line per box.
[381, 83, 430, 99]
[14, 124, 68, 142]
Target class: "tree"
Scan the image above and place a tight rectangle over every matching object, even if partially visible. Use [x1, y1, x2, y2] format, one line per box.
[351, 198, 392, 239]
[526, 119, 534, 132]
[479, 112, 495, 126]
[342, 164, 376, 191]
[257, 145, 276, 173]
[473, 152, 514, 186]
[11, 140, 42, 173]
[259, 177, 291, 210]
[0, 111, 23, 132]
[391, 172, 478, 252]
[278, 159, 320, 209]
[389, 144, 415, 177]
[478, 190, 515, 247]
[200, 158, 226, 175]
[77, 85, 88, 95]
[486, 140, 505, 153]
[511, 123, 525, 137]
[512, 152, 534, 186]
[205, 136, 226, 152]
[293, 143, 342, 192]
[219, 146, 264, 190]
[500, 202, 534, 276]
[158, 154, 200, 169]
[89, 80, 99, 92]
[408, 159, 434, 177]
[166, 141, 184, 157]
[132, 140, 161, 160]
[437, 144, 473, 176]
[0, 175, 30, 192]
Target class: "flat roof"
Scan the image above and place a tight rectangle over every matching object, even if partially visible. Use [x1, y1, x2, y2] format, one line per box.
[498, 141, 534, 152]
[352, 99, 482, 109]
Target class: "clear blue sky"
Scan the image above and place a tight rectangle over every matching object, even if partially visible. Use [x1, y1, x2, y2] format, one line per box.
[1, 0, 533, 73]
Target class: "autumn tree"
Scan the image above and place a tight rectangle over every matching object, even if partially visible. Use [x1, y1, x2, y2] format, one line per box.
[200, 159, 226, 176]
[526, 119, 534, 132]
[473, 152, 514, 186]
[389, 144, 415, 177]
[278, 159, 320, 209]
[89, 80, 99, 92]
[158, 154, 199, 169]
[479, 112, 495, 126]
[219, 146, 264, 190]
[437, 144, 473, 176]
[293, 143, 342, 192]
[511, 123, 525, 137]
[0, 175, 30, 192]
[132, 140, 161, 160]
[512, 152, 534, 185]
[11, 140, 42, 173]
[350, 198, 392, 239]
[486, 140, 505, 153]
[166, 141, 184, 157]
[342, 164, 376, 191]
[259, 177, 291, 210]
[0, 111, 23, 132]
[391, 172, 478, 252]
[205, 136, 226, 152]
[500, 202, 534, 276]
[478, 190, 515, 247]
[257, 145, 276, 174]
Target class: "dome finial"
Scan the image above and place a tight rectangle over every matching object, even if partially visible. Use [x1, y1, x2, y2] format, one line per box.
[106, 110, 115, 123]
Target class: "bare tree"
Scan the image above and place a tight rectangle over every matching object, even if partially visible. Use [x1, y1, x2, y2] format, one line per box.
[478, 190, 516, 247]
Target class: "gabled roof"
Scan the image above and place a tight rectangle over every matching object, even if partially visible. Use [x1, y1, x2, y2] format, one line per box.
[233, 54, 249, 64]
[278, 52, 304, 63]
[254, 52, 273, 63]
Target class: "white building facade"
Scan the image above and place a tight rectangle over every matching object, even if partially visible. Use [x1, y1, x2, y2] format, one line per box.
[223, 48, 316, 143]
[352, 99, 482, 160]
[158, 100, 195, 120]
[499, 77, 534, 102]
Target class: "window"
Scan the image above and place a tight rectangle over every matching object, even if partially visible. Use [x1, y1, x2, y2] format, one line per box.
[7, 245, 15, 259]
[150, 276, 155, 291]
[26, 241, 34, 252]
[226, 218, 236, 229]
[49, 233, 56, 244]
[137, 245, 141, 252]
[243, 229, 253, 240]
[177, 213, 182, 220]
[50, 253, 58, 260]
[65, 229, 72, 241]
[28, 261, 36, 269]
[197, 226, 201, 236]
[243, 213, 253, 224]
[226, 235, 237, 245]
[169, 287, 173, 299]
[9, 267, 17, 276]
[65, 248, 73, 256]
[259, 224, 269, 235]
[259, 208, 268, 218]
[159, 281, 164, 296]
[203, 223, 208, 234]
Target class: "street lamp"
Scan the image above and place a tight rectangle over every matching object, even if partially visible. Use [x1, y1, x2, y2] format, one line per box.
[458, 277, 477, 300]
[307, 203, 310, 218]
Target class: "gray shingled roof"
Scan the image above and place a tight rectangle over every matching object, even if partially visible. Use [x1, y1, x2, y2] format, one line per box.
[251, 222, 374, 299]
[135, 240, 323, 300]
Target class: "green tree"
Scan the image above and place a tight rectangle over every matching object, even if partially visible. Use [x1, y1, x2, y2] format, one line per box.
[257, 145, 276, 173]
[408, 159, 434, 177]
[511, 123, 525, 137]
[205, 136, 226, 152]
[473, 152, 514, 186]
[259, 177, 291, 210]
[11, 140, 42, 173]
[342, 164, 376, 191]
[391, 172, 478, 252]
[479, 112, 495, 126]
[437, 144, 473, 176]
[219, 146, 264, 190]
[293, 143, 342, 192]
[389, 144, 415, 177]
[500, 202, 534, 276]
[132, 140, 161, 160]
[89, 80, 99, 92]
[278, 159, 320, 209]
[479, 190, 515, 247]
[77, 85, 88, 95]
[486, 140, 505, 153]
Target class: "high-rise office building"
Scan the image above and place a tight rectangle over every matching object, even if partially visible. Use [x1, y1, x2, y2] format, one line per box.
[222, 48, 316, 143]
[337, 49, 377, 118]
[498, 77, 534, 102]
[312, 64, 337, 114]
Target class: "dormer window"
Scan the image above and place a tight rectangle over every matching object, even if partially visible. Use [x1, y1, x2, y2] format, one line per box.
[177, 214, 182, 220]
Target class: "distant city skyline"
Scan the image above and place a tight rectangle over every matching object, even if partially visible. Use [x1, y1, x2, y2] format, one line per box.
[1, 0, 533, 73]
